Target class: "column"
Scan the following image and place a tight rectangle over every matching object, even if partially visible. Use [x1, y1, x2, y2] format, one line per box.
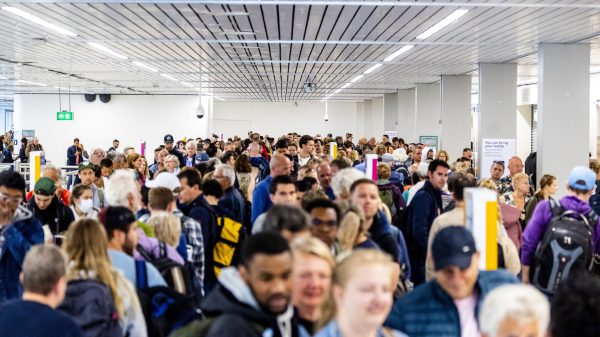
[537, 43, 590, 196]
[398, 89, 416, 142]
[441, 75, 472, 161]
[415, 83, 441, 146]
[383, 92, 399, 134]
[477, 63, 517, 172]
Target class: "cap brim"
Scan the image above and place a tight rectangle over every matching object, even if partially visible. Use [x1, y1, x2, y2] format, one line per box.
[434, 253, 473, 271]
[145, 180, 158, 188]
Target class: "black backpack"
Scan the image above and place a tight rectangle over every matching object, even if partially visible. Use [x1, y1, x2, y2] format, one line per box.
[530, 199, 599, 295]
[135, 259, 200, 337]
[136, 242, 195, 298]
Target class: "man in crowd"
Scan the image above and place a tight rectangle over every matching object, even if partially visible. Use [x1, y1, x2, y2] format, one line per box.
[201, 232, 303, 337]
[305, 198, 340, 254]
[78, 163, 105, 209]
[25, 164, 69, 206]
[386, 226, 518, 336]
[101, 206, 166, 288]
[408, 159, 449, 285]
[0, 245, 83, 336]
[164, 134, 185, 168]
[551, 273, 600, 337]
[314, 138, 324, 157]
[317, 162, 335, 200]
[66, 138, 82, 188]
[108, 139, 119, 153]
[251, 154, 293, 223]
[252, 175, 298, 234]
[214, 164, 246, 224]
[29, 177, 74, 237]
[490, 160, 505, 186]
[0, 171, 44, 303]
[25, 137, 44, 157]
[184, 140, 201, 167]
[287, 143, 299, 163]
[297, 135, 314, 166]
[89, 148, 106, 166]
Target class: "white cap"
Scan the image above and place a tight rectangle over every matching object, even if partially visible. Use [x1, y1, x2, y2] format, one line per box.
[145, 172, 180, 190]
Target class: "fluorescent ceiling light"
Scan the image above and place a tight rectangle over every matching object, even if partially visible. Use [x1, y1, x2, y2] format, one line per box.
[197, 11, 249, 16]
[180, 82, 196, 88]
[350, 75, 364, 83]
[160, 74, 179, 82]
[219, 31, 256, 36]
[17, 79, 46, 86]
[132, 61, 158, 73]
[416, 9, 469, 40]
[87, 42, 128, 59]
[364, 63, 383, 74]
[383, 45, 414, 62]
[0, 75, 7, 80]
[2, 6, 77, 37]
[341, 83, 351, 89]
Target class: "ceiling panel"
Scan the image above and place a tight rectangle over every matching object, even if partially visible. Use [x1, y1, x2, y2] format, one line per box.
[0, 0, 599, 101]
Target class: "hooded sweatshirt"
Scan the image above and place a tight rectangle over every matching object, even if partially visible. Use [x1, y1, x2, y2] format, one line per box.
[521, 195, 600, 265]
[201, 268, 308, 337]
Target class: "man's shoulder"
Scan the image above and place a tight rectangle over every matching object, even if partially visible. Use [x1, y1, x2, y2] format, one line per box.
[206, 313, 264, 337]
[478, 269, 519, 288]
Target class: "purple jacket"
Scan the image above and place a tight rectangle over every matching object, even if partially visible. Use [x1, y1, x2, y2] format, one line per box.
[134, 229, 185, 265]
[521, 195, 600, 265]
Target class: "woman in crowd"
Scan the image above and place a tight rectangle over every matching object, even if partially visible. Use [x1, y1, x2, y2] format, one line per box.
[316, 249, 406, 337]
[502, 172, 531, 223]
[146, 213, 185, 266]
[59, 219, 146, 337]
[19, 137, 28, 162]
[434, 150, 449, 163]
[139, 158, 150, 185]
[70, 184, 99, 221]
[336, 201, 379, 252]
[523, 174, 557, 226]
[127, 153, 146, 185]
[291, 237, 335, 335]
[234, 153, 254, 201]
[164, 154, 180, 174]
[480, 284, 549, 337]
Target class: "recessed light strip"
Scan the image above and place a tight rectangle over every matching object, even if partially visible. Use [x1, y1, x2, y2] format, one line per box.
[160, 74, 179, 82]
[350, 75, 364, 83]
[1, 6, 77, 37]
[416, 9, 469, 40]
[17, 79, 47, 86]
[364, 63, 383, 74]
[87, 42, 128, 60]
[383, 45, 414, 62]
[132, 61, 158, 73]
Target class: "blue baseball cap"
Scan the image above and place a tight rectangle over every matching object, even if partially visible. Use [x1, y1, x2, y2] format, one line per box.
[432, 226, 476, 271]
[568, 166, 596, 191]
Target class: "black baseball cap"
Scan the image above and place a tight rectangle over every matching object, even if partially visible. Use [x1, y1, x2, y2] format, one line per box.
[164, 134, 174, 143]
[432, 226, 476, 271]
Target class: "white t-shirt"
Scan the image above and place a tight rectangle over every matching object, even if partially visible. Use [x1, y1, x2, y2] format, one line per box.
[298, 154, 311, 166]
[454, 293, 481, 337]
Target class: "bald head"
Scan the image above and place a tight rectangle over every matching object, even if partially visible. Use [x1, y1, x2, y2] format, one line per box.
[508, 156, 524, 177]
[270, 154, 292, 177]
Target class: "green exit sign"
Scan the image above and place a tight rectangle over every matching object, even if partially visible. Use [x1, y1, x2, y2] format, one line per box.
[57, 111, 73, 120]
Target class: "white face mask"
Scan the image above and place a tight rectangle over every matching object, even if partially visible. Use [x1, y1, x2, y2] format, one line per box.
[78, 199, 93, 213]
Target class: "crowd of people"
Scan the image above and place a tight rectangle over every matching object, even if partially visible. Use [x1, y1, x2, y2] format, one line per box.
[0, 130, 598, 337]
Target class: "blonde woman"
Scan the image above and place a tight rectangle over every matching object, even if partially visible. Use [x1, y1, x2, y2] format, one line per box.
[502, 172, 530, 222]
[146, 213, 184, 266]
[315, 250, 406, 337]
[291, 237, 335, 335]
[59, 219, 147, 337]
[336, 200, 379, 252]
[434, 150, 449, 163]
[164, 154, 180, 174]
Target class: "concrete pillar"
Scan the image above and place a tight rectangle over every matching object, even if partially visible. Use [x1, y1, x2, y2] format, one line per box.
[441, 75, 472, 161]
[537, 43, 590, 196]
[477, 63, 517, 171]
[371, 96, 384, 138]
[398, 89, 416, 143]
[383, 92, 399, 134]
[415, 83, 441, 147]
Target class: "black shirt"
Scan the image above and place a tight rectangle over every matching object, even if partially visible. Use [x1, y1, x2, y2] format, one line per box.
[0, 300, 83, 337]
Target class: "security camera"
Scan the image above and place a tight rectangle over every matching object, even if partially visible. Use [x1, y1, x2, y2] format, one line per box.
[324, 116, 329, 122]
[197, 110, 205, 119]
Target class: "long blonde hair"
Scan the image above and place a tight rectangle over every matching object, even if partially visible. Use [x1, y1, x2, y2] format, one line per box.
[336, 200, 367, 252]
[63, 218, 123, 317]
[317, 249, 394, 331]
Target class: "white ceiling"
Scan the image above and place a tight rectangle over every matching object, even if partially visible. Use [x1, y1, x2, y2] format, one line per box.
[0, 0, 599, 101]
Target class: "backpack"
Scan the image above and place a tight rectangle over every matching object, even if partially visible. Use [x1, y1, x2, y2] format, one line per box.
[379, 189, 397, 217]
[213, 215, 247, 277]
[135, 260, 200, 337]
[530, 199, 599, 295]
[136, 242, 195, 298]
[169, 316, 267, 337]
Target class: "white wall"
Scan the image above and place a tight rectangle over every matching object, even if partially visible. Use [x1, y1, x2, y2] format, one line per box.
[516, 105, 533, 160]
[398, 89, 416, 142]
[14, 94, 211, 164]
[383, 93, 398, 133]
[415, 83, 442, 140]
[212, 101, 361, 139]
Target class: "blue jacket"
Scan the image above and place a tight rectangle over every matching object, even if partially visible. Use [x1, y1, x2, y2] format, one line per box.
[0, 208, 44, 303]
[370, 211, 400, 263]
[219, 187, 246, 224]
[385, 270, 518, 337]
[251, 176, 272, 224]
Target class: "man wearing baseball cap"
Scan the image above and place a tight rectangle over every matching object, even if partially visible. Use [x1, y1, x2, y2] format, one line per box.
[77, 163, 104, 209]
[521, 166, 600, 284]
[29, 177, 75, 236]
[163, 134, 185, 168]
[385, 226, 517, 337]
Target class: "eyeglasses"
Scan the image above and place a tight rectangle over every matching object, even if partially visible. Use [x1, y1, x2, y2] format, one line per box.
[0, 191, 23, 204]
[312, 218, 337, 227]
